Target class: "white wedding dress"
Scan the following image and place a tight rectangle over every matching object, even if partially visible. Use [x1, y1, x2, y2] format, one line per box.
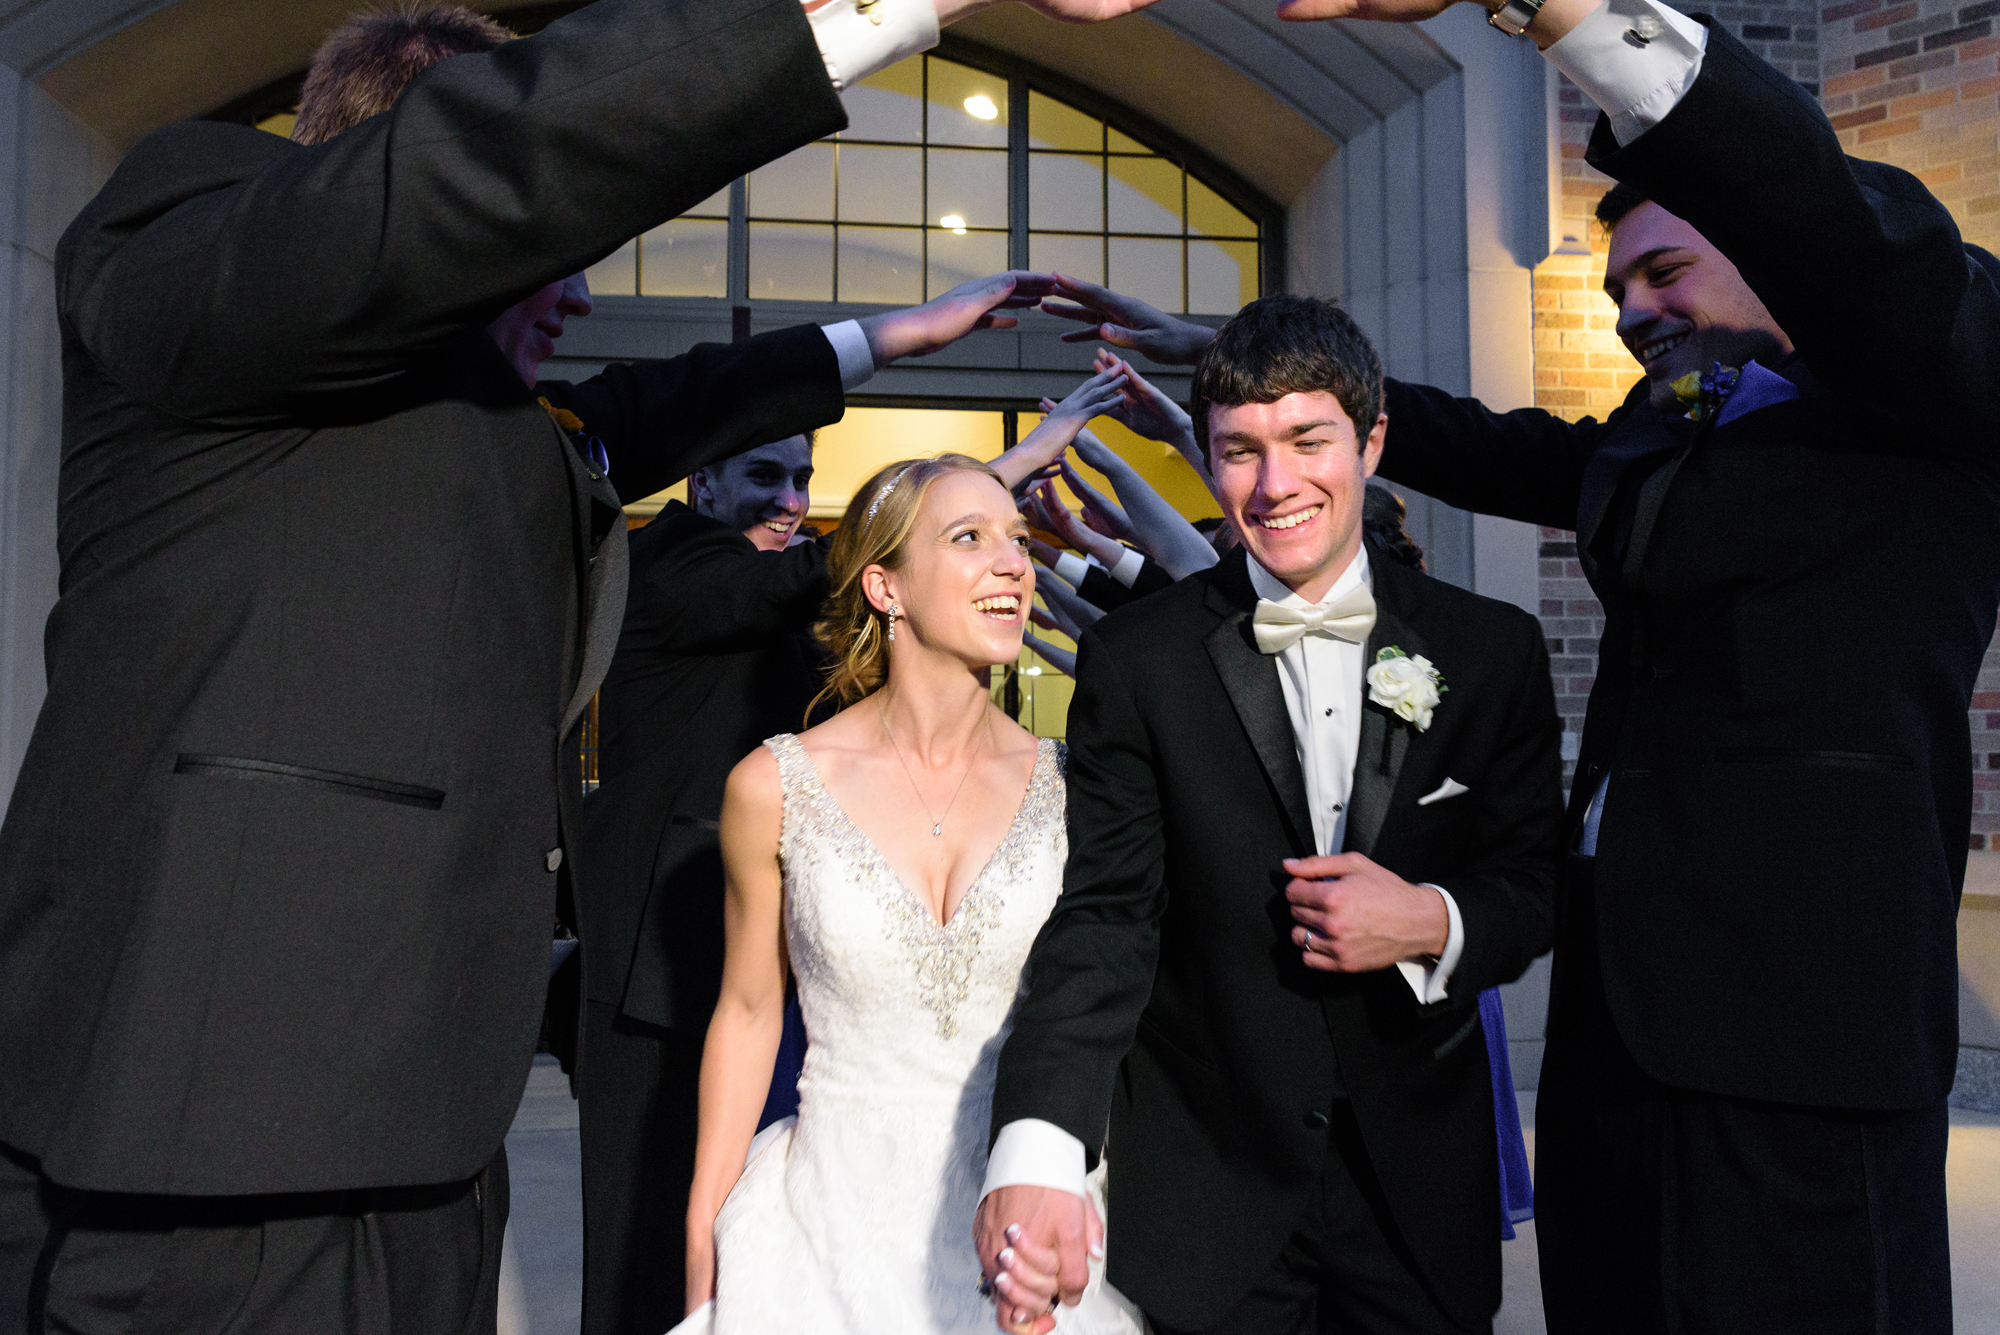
[670, 734, 1142, 1335]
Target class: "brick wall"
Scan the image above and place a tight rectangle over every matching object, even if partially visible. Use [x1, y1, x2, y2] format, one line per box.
[1529, 3, 2000, 826]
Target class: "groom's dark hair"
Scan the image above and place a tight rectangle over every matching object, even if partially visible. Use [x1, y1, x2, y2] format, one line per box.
[1189, 294, 1384, 457]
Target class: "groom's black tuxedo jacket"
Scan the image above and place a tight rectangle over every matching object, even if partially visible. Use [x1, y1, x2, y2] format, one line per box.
[0, 0, 850, 1196]
[993, 547, 1563, 1329]
[1379, 22, 2000, 1114]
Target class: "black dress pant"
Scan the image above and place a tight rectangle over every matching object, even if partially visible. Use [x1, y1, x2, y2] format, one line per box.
[0, 1138, 504, 1335]
[577, 1000, 704, 1335]
[1149, 1106, 1486, 1335]
[1536, 854, 1952, 1334]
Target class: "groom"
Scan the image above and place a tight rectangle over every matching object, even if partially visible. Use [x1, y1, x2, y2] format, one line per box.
[976, 296, 1563, 1333]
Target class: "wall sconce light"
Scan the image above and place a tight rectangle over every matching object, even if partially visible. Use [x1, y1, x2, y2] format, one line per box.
[963, 94, 999, 121]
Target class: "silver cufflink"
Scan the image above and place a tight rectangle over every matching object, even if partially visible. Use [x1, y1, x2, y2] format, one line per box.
[1626, 14, 1663, 43]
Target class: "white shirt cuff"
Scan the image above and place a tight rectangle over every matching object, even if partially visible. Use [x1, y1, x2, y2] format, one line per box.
[821, 319, 877, 392]
[1395, 884, 1465, 1006]
[805, 0, 940, 94]
[980, 1119, 1089, 1202]
[1053, 551, 1090, 588]
[1544, 0, 1707, 146]
[1108, 547, 1146, 589]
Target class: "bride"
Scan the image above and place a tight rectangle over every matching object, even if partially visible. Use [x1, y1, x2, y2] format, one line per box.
[676, 455, 1140, 1335]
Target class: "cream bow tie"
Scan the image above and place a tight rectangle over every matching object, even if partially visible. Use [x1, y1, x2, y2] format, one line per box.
[1251, 586, 1377, 654]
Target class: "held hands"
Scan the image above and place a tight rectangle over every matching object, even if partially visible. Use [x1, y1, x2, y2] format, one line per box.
[974, 1185, 1104, 1334]
[1282, 853, 1449, 974]
[860, 271, 1058, 367]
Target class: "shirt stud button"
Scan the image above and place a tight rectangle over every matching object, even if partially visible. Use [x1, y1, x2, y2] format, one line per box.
[545, 848, 563, 873]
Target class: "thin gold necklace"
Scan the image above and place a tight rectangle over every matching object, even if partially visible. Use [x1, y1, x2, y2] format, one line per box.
[880, 703, 990, 837]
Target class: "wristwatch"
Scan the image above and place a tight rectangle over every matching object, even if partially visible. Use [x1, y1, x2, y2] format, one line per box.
[1485, 0, 1544, 37]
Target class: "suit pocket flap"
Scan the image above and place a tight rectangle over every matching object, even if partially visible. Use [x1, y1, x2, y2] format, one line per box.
[175, 754, 445, 810]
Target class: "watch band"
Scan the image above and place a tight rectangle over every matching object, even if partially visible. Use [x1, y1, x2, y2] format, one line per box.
[1486, 0, 1544, 36]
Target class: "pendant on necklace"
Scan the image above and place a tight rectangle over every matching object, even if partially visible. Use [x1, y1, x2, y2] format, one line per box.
[931, 823, 944, 837]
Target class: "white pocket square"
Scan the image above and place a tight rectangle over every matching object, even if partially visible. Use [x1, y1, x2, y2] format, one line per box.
[1416, 778, 1470, 806]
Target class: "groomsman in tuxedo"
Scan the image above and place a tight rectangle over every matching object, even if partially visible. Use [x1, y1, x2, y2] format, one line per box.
[1045, 0, 2000, 1325]
[978, 296, 1564, 1334]
[0, 0, 1155, 1328]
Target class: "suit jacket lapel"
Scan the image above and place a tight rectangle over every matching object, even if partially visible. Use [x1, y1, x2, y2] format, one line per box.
[1577, 404, 1690, 579]
[1202, 554, 1314, 855]
[556, 419, 630, 738]
[1344, 554, 1423, 859]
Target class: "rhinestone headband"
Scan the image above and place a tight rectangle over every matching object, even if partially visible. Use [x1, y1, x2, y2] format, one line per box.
[865, 466, 915, 525]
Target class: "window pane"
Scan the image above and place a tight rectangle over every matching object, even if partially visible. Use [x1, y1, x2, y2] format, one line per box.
[838, 227, 924, 305]
[1029, 153, 1102, 232]
[748, 222, 833, 301]
[689, 185, 731, 218]
[1107, 127, 1150, 154]
[838, 145, 923, 225]
[641, 219, 727, 298]
[584, 238, 636, 297]
[1030, 233, 1102, 285]
[927, 148, 1008, 231]
[1107, 157, 1182, 235]
[927, 57, 1009, 148]
[1187, 240, 1258, 315]
[1029, 90, 1099, 152]
[748, 143, 834, 220]
[842, 58, 922, 142]
[1108, 237, 1181, 313]
[1188, 178, 1255, 238]
[928, 228, 1009, 298]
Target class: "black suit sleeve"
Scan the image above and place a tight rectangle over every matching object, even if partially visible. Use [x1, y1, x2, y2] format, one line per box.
[626, 525, 829, 659]
[1589, 22, 2000, 433]
[1076, 553, 1176, 613]
[1430, 609, 1564, 997]
[60, 0, 844, 423]
[991, 629, 1166, 1164]
[539, 323, 845, 504]
[1376, 379, 1606, 533]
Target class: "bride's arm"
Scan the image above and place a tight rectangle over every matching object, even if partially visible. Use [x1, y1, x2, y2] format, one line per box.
[684, 747, 789, 1314]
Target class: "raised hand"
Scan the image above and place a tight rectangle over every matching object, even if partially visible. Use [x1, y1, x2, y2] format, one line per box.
[859, 271, 1058, 367]
[988, 365, 1130, 492]
[1273, 0, 1461, 19]
[1039, 273, 1216, 365]
[1030, 562, 1104, 638]
[1092, 349, 1197, 451]
[1024, 632, 1078, 677]
[996, 0, 1164, 21]
[1056, 458, 1138, 546]
[1025, 481, 1127, 568]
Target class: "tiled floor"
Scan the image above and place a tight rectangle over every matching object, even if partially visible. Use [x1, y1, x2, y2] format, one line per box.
[500, 1058, 2000, 1334]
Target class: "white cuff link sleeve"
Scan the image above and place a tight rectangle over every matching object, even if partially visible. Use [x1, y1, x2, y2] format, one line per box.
[1544, 0, 1707, 146]
[981, 1118, 1090, 1202]
[805, 0, 941, 94]
[820, 319, 877, 392]
[1396, 884, 1466, 1006]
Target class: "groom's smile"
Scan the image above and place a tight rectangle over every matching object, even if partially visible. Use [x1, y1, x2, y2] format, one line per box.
[1209, 391, 1386, 605]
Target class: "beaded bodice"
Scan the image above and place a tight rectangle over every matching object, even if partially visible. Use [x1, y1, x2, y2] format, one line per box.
[765, 733, 1067, 1094]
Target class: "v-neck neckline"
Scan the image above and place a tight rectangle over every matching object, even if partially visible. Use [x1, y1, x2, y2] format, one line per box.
[791, 737, 1051, 931]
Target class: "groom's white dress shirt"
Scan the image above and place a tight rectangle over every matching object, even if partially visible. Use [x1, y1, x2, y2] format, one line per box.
[977, 0, 1712, 1208]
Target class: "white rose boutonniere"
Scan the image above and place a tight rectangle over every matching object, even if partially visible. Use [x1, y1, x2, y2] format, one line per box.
[1366, 647, 1446, 731]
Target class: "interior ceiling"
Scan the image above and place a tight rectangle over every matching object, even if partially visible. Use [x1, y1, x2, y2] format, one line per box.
[15, 0, 1457, 204]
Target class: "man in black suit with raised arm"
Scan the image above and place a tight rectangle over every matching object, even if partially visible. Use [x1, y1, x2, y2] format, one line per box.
[1045, 0, 2000, 1325]
[0, 0, 1156, 1328]
[977, 297, 1564, 1335]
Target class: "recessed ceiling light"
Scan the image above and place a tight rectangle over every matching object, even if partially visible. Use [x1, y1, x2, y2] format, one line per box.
[963, 94, 999, 121]
[939, 214, 968, 235]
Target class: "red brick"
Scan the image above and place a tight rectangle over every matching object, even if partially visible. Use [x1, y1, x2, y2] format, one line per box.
[1889, 89, 1958, 116]
[1856, 2, 1918, 30]
[1858, 115, 1924, 142]
[1826, 65, 1891, 95]
[1832, 104, 1891, 128]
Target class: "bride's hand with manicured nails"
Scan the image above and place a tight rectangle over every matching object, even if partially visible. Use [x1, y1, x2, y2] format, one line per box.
[974, 1186, 1105, 1333]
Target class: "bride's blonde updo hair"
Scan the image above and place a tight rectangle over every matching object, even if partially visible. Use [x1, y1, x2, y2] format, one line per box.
[812, 453, 1007, 713]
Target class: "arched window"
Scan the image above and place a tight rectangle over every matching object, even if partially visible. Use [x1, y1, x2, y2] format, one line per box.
[584, 46, 1272, 317]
